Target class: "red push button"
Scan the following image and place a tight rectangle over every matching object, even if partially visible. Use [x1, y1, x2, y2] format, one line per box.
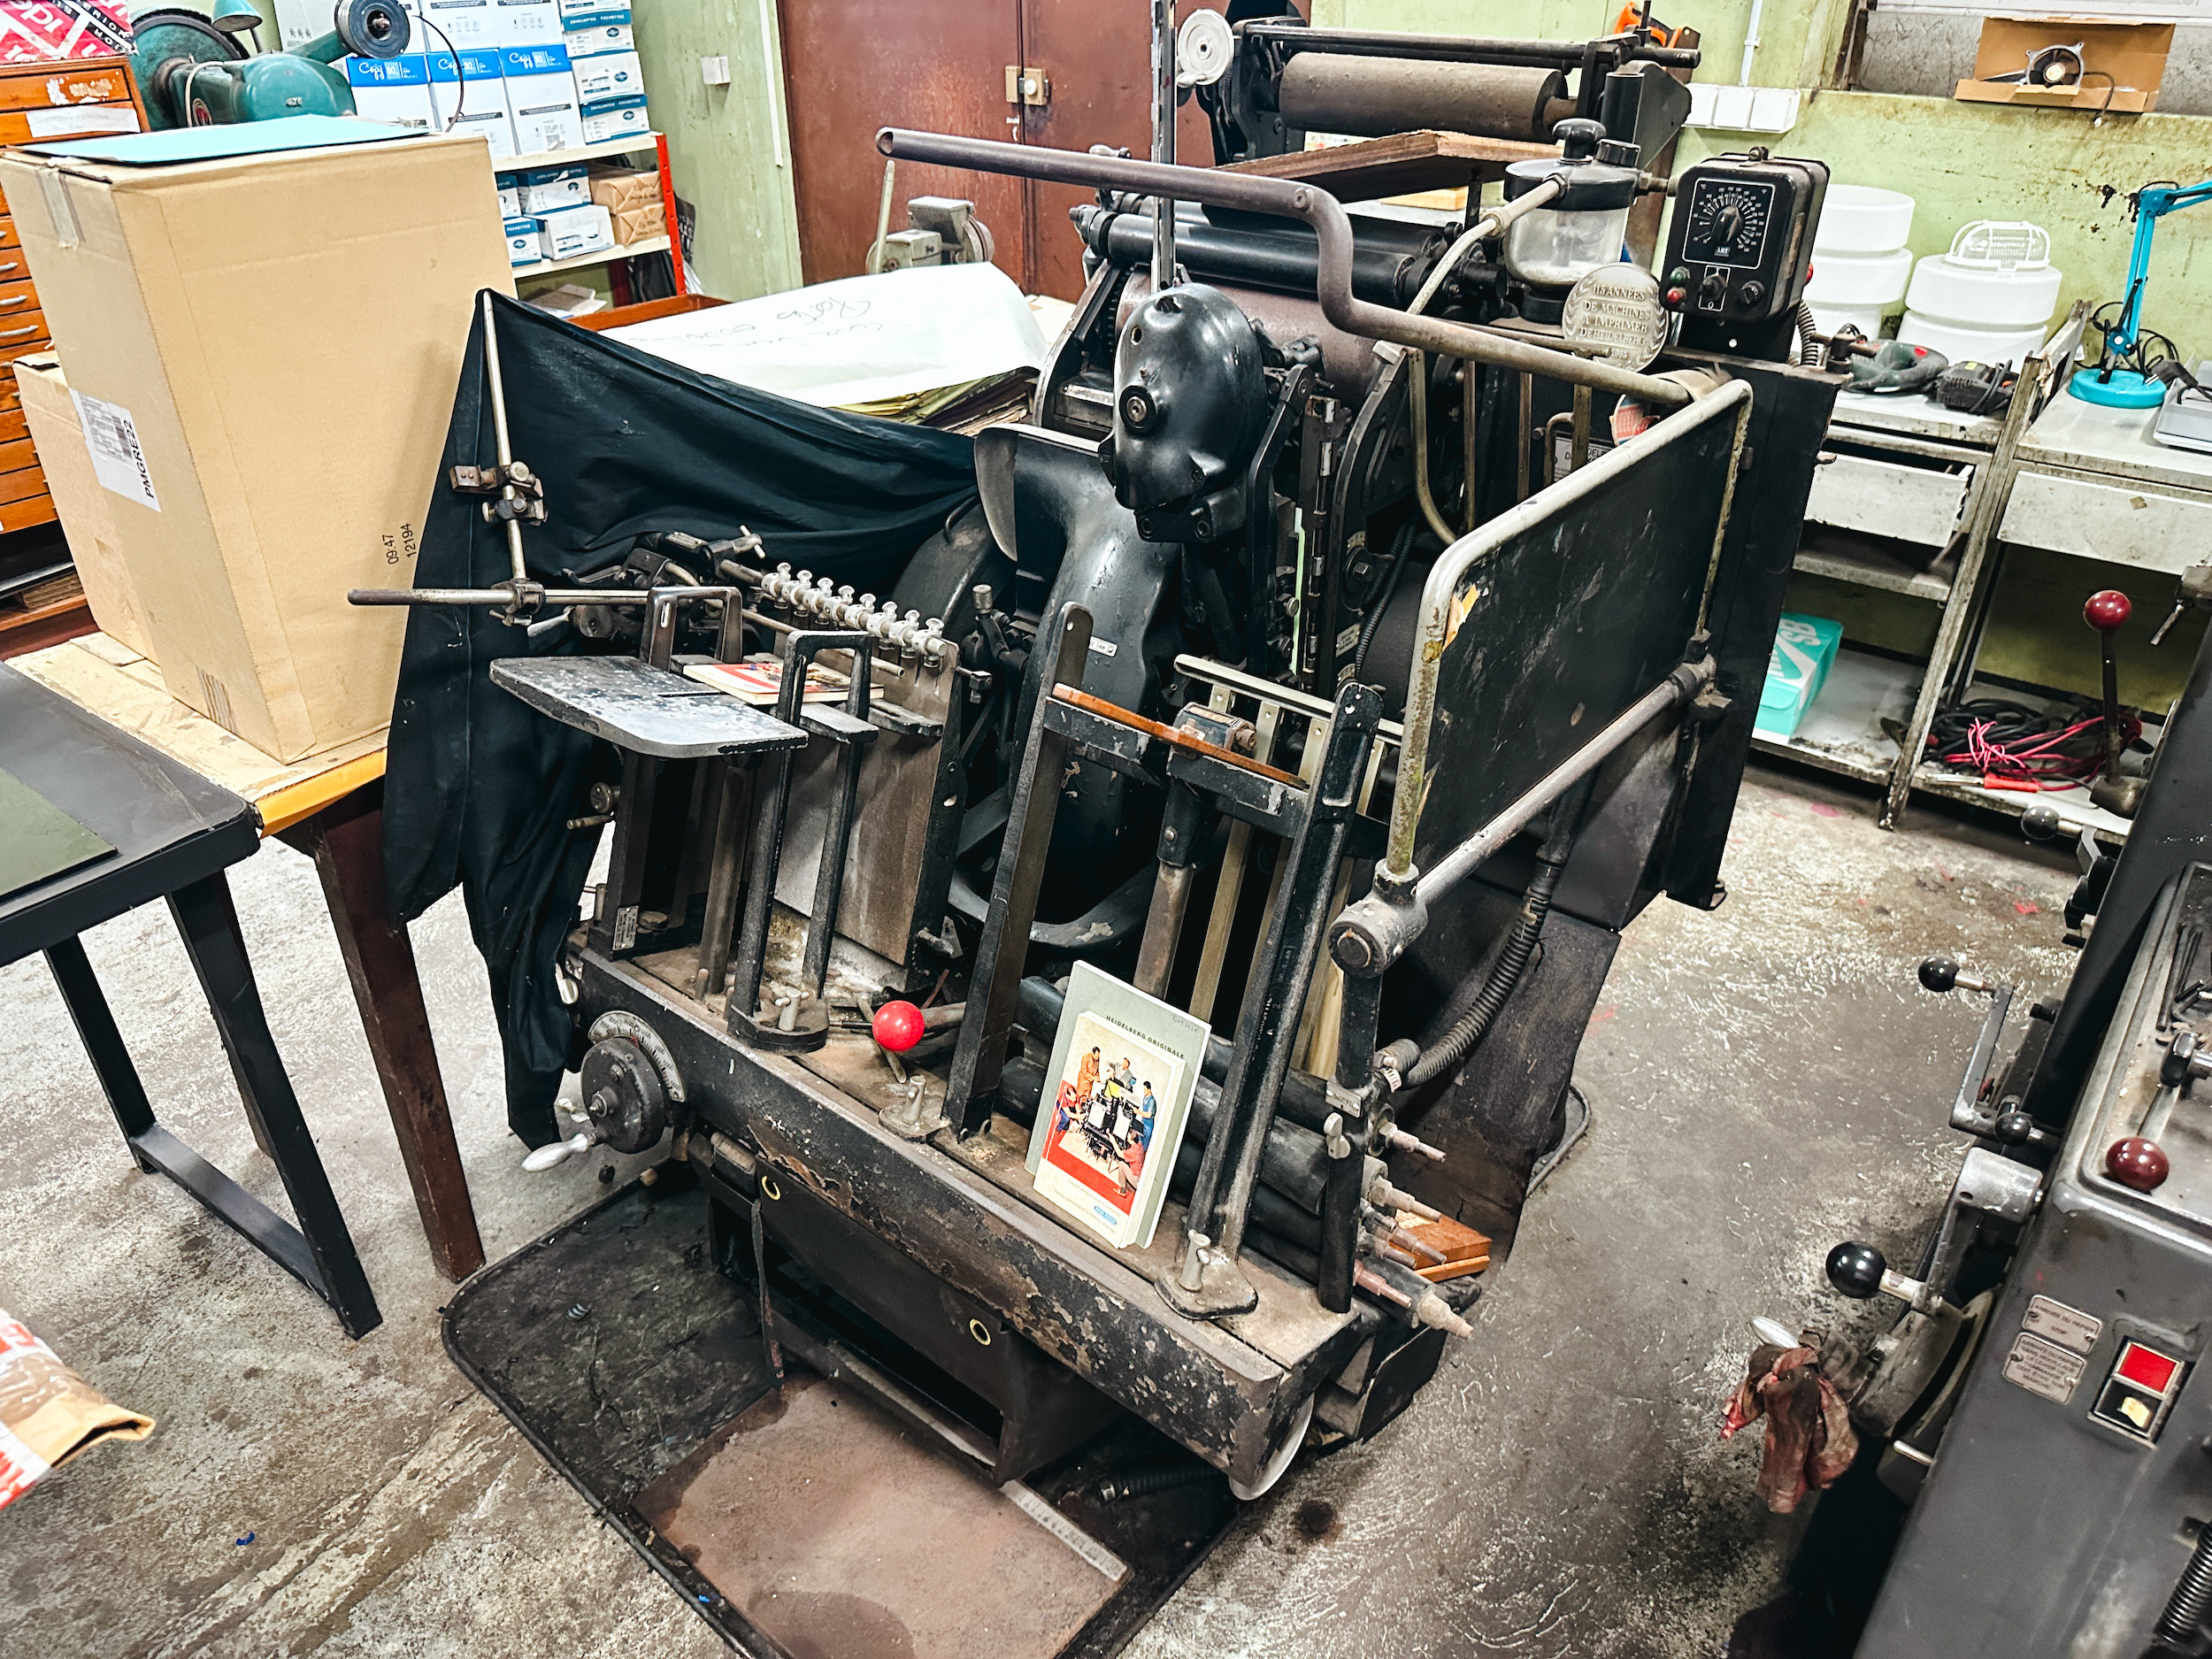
[2117, 1341, 2181, 1394]
[2092, 1340, 2187, 1442]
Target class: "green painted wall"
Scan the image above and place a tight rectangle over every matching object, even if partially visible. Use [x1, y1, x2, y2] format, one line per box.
[629, 0, 802, 299]
[1317, 0, 2212, 343]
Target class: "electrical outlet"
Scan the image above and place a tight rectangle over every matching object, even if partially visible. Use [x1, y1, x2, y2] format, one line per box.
[701, 54, 732, 87]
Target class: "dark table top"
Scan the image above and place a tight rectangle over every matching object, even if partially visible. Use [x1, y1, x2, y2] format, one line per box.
[0, 664, 257, 966]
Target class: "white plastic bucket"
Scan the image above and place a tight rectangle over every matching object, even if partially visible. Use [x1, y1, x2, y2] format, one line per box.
[1896, 312, 2047, 369]
[1811, 301, 1890, 338]
[1814, 186, 1915, 255]
[1903, 219, 2063, 331]
[1806, 247, 1913, 307]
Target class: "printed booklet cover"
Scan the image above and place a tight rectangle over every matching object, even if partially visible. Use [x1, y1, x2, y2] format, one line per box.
[1024, 962, 1210, 1250]
[684, 655, 849, 706]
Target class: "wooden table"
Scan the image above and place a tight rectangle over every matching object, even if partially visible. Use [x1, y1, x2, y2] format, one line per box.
[15, 634, 486, 1282]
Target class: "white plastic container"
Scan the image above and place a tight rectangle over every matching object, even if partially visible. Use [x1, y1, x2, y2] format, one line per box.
[1895, 313, 2047, 369]
[1810, 301, 1890, 338]
[1815, 185, 1915, 255]
[1904, 221, 2063, 329]
[1806, 246, 1913, 308]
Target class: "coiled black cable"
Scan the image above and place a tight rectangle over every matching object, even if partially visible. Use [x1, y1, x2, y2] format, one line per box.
[1352, 518, 1417, 686]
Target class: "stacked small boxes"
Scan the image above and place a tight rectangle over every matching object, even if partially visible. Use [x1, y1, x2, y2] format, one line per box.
[470, 0, 650, 269]
[563, 0, 647, 148]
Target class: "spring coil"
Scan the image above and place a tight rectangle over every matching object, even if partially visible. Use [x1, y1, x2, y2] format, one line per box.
[2154, 1526, 2212, 1645]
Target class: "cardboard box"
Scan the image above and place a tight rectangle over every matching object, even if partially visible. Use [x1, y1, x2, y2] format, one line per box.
[571, 48, 641, 103]
[432, 47, 515, 159]
[563, 12, 633, 56]
[1955, 18, 2172, 115]
[417, 0, 496, 51]
[0, 132, 516, 759]
[344, 53, 437, 131]
[538, 200, 612, 260]
[557, 0, 611, 19]
[588, 164, 657, 213]
[505, 213, 544, 265]
[579, 92, 648, 145]
[496, 177, 521, 216]
[515, 160, 588, 212]
[503, 43, 585, 154]
[492, 0, 562, 46]
[607, 198, 663, 245]
[12, 354, 151, 661]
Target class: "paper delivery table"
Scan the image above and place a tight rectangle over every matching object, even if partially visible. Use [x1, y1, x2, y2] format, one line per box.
[12, 633, 487, 1292]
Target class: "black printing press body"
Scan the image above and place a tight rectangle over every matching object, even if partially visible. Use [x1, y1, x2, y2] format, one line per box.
[1795, 630, 2212, 1650]
[361, 13, 1845, 1616]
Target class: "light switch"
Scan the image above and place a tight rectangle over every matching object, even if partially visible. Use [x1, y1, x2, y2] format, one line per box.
[701, 55, 732, 87]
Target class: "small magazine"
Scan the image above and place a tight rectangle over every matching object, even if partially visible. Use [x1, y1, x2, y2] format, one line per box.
[1024, 963, 1210, 1250]
[684, 655, 850, 707]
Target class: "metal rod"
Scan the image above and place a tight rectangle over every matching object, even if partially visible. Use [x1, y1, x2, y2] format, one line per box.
[876, 129, 1692, 407]
[1415, 657, 1711, 907]
[478, 291, 528, 585]
[1151, 0, 1176, 291]
[1239, 22, 1700, 71]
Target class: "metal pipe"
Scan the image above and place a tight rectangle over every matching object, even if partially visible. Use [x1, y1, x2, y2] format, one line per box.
[1239, 23, 1700, 72]
[1151, 0, 1176, 290]
[877, 129, 1692, 408]
[478, 291, 528, 586]
[1416, 657, 1710, 907]
[1383, 376, 1750, 876]
[1402, 183, 1563, 543]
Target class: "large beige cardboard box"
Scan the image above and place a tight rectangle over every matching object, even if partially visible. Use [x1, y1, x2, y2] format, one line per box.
[0, 132, 514, 759]
[13, 352, 153, 661]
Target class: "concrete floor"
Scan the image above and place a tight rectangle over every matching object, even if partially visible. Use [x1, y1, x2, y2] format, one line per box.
[0, 764, 2078, 1658]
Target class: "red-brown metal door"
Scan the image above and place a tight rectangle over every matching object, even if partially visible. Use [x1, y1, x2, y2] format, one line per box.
[778, 0, 1027, 287]
[1017, 3, 1225, 300]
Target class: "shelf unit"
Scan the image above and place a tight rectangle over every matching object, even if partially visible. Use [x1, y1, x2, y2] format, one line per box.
[495, 131, 686, 296]
[1752, 310, 2093, 832]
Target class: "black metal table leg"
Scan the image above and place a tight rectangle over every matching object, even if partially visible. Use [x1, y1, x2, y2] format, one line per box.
[43, 935, 158, 1174]
[168, 873, 383, 1339]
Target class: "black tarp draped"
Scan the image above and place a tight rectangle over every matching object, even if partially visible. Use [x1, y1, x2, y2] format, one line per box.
[384, 293, 979, 1145]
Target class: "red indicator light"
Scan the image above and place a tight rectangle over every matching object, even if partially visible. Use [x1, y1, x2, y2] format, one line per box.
[2116, 1341, 2181, 1395]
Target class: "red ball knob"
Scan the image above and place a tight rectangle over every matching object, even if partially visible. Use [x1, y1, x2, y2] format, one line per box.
[2106, 1136, 2170, 1192]
[2085, 589, 2132, 634]
[872, 1000, 926, 1053]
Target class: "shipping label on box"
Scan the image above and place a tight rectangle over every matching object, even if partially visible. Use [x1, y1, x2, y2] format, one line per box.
[431, 48, 515, 160]
[579, 91, 648, 145]
[345, 54, 437, 132]
[14, 355, 153, 661]
[564, 13, 633, 56]
[505, 215, 544, 265]
[0, 0, 131, 64]
[571, 48, 641, 102]
[516, 161, 588, 213]
[493, 0, 562, 45]
[503, 43, 585, 154]
[538, 200, 612, 260]
[419, 0, 496, 50]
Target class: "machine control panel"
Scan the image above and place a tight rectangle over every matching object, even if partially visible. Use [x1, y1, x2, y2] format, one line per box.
[1660, 150, 1830, 358]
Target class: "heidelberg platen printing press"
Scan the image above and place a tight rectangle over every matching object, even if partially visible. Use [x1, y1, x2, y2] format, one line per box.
[357, 15, 1852, 1651]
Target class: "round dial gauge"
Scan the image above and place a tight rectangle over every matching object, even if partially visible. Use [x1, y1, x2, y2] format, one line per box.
[1683, 180, 1777, 270]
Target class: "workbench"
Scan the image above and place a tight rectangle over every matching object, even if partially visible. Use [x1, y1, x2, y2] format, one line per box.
[1753, 309, 2182, 842]
[13, 634, 486, 1282]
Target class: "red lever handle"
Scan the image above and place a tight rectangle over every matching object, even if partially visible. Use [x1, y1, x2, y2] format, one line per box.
[2085, 589, 2131, 634]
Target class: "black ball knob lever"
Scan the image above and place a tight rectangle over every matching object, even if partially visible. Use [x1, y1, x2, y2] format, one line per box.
[1826, 1240, 1888, 1300]
[1919, 956, 1994, 996]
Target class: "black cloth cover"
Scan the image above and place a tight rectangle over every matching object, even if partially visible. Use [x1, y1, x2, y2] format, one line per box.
[384, 293, 978, 1144]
